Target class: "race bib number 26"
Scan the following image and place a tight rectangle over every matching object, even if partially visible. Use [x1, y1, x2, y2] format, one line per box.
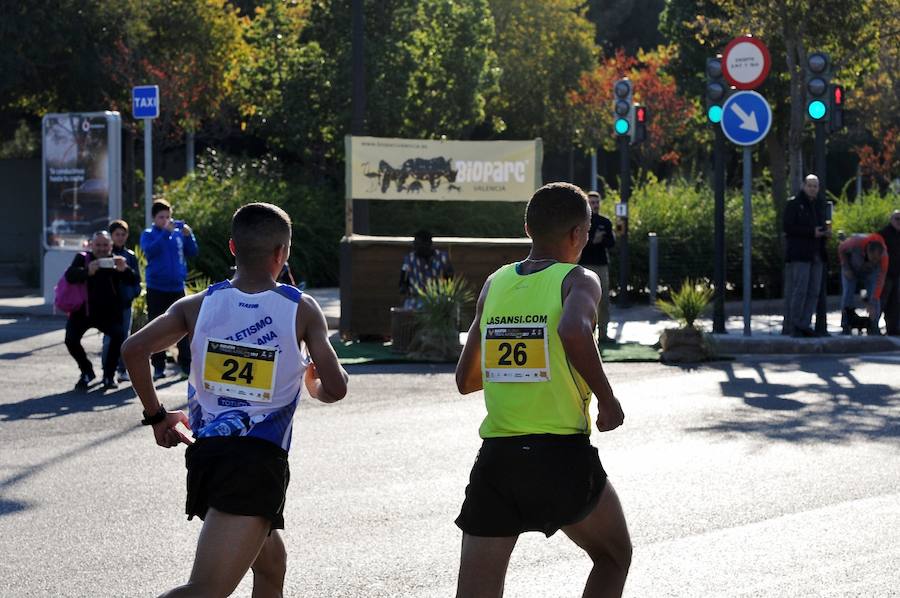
[483, 324, 550, 382]
[203, 339, 278, 402]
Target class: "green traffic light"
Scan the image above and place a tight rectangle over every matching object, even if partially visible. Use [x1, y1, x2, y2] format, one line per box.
[707, 105, 723, 124]
[615, 118, 630, 135]
[807, 100, 827, 120]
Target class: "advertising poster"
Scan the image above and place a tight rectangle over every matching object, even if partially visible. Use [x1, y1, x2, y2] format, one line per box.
[346, 136, 542, 202]
[42, 113, 120, 249]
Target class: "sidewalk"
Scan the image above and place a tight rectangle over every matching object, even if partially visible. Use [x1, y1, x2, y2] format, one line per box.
[606, 301, 900, 355]
[1, 287, 897, 354]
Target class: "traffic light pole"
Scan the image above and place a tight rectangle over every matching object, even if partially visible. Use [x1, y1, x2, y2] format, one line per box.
[618, 135, 630, 307]
[713, 126, 727, 333]
[814, 121, 828, 334]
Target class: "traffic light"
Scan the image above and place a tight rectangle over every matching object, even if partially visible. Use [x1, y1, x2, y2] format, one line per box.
[633, 105, 648, 144]
[804, 52, 831, 122]
[613, 79, 633, 137]
[705, 57, 726, 124]
[829, 84, 844, 131]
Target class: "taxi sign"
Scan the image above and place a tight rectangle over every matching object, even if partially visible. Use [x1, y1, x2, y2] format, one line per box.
[132, 85, 159, 119]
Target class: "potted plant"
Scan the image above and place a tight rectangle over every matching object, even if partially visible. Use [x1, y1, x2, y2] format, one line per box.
[407, 276, 474, 361]
[656, 278, 714, 363]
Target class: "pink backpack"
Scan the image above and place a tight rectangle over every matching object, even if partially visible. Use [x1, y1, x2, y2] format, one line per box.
[54, 252, 90, 315]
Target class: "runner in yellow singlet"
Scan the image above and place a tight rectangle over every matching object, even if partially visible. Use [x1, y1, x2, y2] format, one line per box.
[454, 182, 631, 598]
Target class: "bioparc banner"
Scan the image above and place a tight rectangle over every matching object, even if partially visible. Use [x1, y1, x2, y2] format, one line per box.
[345, 136, 542, 202]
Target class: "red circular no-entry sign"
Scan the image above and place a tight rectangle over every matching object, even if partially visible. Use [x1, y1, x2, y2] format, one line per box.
[722, 36, 771, 90]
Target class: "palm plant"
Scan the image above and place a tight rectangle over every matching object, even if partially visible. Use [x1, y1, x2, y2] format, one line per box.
[656, 278, 714, 329]
[408, 276, 475, 361]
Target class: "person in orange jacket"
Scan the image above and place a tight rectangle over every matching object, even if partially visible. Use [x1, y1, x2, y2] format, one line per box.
[838, 233, 889, 334]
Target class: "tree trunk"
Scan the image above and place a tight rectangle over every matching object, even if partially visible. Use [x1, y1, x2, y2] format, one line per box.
[784, 33, 807, 194]
[767, 131, 788, 221]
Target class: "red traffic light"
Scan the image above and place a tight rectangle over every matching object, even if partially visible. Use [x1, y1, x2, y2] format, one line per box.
[832, 85, 843, 105]
[635, 106, 647, 123]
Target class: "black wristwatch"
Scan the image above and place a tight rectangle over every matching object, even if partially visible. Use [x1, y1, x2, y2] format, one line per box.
[141, 404, 167, 426]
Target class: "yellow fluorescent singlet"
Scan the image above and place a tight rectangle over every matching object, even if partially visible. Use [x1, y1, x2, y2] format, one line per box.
[479, 262, 592, 438]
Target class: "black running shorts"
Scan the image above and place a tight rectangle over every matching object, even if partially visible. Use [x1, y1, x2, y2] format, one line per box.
[185, 436, 290, 531]
[455, 434, 607, 538]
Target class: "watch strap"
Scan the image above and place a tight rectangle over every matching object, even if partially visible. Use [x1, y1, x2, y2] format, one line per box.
[141, 404, 167, 426]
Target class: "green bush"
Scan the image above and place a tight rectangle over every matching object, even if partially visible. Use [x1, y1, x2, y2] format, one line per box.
[831, 189, 899, 241]
[608, 176, 781, 299]
[159, 151, 344, 287]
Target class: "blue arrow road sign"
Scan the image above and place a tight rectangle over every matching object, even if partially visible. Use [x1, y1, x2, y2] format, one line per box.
[720, 90, 772, 146]
[132, 85, 159, 119]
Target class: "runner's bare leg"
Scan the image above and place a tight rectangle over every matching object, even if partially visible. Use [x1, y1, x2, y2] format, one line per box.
[562, 482, 632, 598]
[251, 530, 287, 598]
[160, 508, 271, 597]
[456, 534, 518, 598]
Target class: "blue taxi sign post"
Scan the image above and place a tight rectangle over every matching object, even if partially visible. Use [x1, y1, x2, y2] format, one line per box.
[132, 85, 159, 227]
[721, 90, 772, 336]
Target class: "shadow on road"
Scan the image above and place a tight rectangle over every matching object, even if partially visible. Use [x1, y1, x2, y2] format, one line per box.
[0, 397, 189, 518]
[0, 317, 66, 347]
[689, 357, 900, 442]
[0, 385, 137, 422]
[0, 376, 187, 423]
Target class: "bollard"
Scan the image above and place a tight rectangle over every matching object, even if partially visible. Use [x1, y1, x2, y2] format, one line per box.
[648, 232, 658, 303]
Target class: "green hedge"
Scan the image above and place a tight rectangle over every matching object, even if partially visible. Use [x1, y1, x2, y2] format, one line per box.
[830, 189, 899, 240]
[120, 154, 897, 295]
[606, 177, 781, 298]
[158, 153, 344, 288]
[613, 179, 898, 299]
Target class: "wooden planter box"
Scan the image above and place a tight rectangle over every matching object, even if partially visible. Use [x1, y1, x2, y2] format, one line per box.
[339, 235, 532, 339]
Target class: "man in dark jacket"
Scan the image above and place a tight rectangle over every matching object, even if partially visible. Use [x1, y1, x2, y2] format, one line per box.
[65, 231, 140, 390]
[140, 198, 199, 380]
[579, 190, 616, 341]
[102, 220, 142, 382]
[879, 210, 900, 335]
[782, 175, 830, 337]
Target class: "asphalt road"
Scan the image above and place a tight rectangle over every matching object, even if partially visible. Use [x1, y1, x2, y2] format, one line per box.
[1, 316, 899, 597]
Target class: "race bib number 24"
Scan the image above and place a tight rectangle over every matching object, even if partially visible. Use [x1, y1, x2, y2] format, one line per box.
[203, 339, 278, 402]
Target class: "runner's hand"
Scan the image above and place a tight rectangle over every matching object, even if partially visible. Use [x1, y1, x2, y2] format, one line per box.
[595, 397, 624, 432]
[152, 410, 193, 448]
[305, 362, 320, 387]
[181, 224, 192, 236]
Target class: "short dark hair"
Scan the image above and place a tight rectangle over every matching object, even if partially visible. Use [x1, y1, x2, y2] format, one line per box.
[231, 203, 292, 265]
[525, 182, 590, 243]
[151, 198, 171, 218]
[413, 229, 432, 243]
[108, 219, 128, 234]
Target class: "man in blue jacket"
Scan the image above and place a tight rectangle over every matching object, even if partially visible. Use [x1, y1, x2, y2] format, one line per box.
[141, 198, 199, 379]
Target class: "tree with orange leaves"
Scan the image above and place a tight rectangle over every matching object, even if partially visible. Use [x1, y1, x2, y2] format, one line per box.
[568, 46, 698, 176]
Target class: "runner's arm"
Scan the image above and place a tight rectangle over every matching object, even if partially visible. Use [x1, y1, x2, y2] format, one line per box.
[122, 295, 200, 447]
[557, 268, 624, 432]
[455, 279, 490, 394]
[298, 295, 347, 403]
